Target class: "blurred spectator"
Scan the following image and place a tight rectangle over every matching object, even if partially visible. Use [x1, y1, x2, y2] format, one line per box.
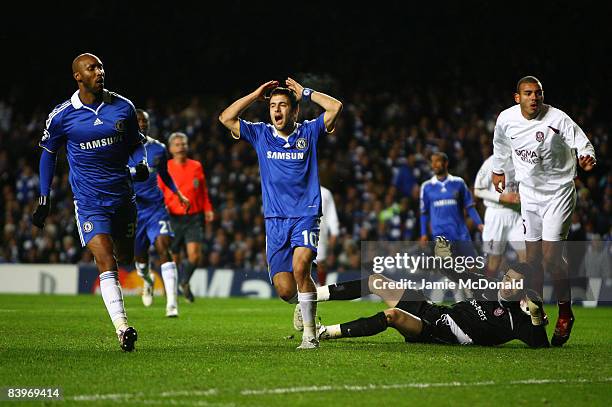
[0, 79, 609, 273]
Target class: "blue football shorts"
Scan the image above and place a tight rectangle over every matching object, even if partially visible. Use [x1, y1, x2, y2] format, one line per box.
[265, 216, 320, 282]
[74, 198, 137, 247]
[134, 202, 174, 256]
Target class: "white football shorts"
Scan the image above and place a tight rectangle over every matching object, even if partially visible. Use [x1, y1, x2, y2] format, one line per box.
[482, 208, 525, 255]
[519, 182, 576, 242]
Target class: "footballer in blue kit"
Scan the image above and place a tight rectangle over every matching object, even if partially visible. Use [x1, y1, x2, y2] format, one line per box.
[219, 78, 343, 349]
[419, 152, 484, 258]
[32, 53, 147, 351]
[128, 109, 190, 317]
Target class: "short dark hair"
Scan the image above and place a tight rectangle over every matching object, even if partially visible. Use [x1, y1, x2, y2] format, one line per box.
[516, 76, 542, 93]
[269, 87, 298, 109]
[431, 152, 449, 163]
[503, 261, 533, 282]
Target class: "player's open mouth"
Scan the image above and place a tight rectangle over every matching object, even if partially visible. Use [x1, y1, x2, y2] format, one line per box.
[274, 115, 282, 123]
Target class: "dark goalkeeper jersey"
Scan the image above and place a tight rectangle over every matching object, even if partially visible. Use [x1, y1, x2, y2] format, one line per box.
[442, 271, 549, 347]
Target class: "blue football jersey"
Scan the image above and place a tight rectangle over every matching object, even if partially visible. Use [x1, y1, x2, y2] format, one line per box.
[40, 90, 144, 206]
[420, 174, 474, 241]
[239, 113, 326, 218]
[129, 136, 173, 209]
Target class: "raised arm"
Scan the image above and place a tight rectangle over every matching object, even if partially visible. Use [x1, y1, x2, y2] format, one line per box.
[218, 80, 279, 137]
[285, 77, 343, 132]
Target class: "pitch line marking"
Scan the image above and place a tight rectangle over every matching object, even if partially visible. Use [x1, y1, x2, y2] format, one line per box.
[71, 389, 218, 401]
[240, 377, 612, 395]
[67, 378, 612, 401]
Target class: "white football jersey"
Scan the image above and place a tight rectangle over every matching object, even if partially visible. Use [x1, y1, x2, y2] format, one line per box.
[474, 156, 519, 210]
[492, 104, 595, 191]
[320, 186, 339, 240]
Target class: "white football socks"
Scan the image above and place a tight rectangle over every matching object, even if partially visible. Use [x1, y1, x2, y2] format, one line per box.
[298, 292, 317, 338]
[316, 285, 330, 302]
[161, 261, 178, 308]
[325, 324, 342, 339]
[99, 271, 128, 331]
[135, 262, 153, 286]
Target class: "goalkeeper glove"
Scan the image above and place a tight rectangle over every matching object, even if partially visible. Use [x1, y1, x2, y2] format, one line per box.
[525, 289, 548, 326]
[434, 236, 452, 259]
[32, 195, 50, 229]
[132, 163, 149, 182]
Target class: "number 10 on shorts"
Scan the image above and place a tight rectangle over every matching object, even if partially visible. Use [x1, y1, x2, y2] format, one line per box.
[301, 229, 318, 247]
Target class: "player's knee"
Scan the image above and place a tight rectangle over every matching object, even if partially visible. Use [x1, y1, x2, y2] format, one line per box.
[94, 252, 116, 271]
[542, 250, 559, 265]
[277, 287, 298, 303]
[292, 260, 307, 274]
[158, 250, 172, 264]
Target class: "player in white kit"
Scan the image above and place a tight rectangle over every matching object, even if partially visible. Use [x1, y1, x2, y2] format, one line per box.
[491, 76, 596, 346]
[315, 185, 340, 285]
[474, 155, 526, 278]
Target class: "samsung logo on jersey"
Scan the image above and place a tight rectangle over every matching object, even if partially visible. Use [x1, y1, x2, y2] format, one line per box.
[266, 151, 304, 160]
[80, 135, 123, 150]
[433, 199, 457, 207]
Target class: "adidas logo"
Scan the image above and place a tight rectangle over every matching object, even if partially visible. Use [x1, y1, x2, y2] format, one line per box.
[93, 118, 103, 126]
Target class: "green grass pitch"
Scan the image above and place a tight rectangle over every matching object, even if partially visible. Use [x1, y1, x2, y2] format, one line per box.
[0, 294, 611, 406]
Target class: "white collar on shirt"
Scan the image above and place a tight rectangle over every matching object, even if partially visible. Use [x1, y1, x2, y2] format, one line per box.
[70, 89, 112, 109]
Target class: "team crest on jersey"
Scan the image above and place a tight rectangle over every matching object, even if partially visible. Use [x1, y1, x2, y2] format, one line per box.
[493, 307, 505, 317]
[296, 137, 308, 150]
[114, 119, 125, 132]
[535, 131, 544, 142]
[83, 221, 94, 233]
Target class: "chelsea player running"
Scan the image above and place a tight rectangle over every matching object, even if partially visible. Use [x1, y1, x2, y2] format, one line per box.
[219, 78, 342, 349]
[33, 53, 148, 352]
[129, 109, 190, 317]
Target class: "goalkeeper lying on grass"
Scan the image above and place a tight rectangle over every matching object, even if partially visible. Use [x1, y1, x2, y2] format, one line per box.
[310, 237, 550, 348]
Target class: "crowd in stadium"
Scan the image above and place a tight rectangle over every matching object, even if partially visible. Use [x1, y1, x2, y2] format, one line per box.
[1, 82, 610, 277]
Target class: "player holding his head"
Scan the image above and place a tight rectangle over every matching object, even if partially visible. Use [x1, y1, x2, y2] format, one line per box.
[419, 152, 484, 258]
[219, 78, 343, 349]
[129, 109, 190, 317]
[491, 76, 596, 346]
[33, 53, 148, 351]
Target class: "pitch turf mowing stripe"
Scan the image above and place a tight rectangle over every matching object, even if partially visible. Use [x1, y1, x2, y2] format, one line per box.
[67, 377, 612, 401]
